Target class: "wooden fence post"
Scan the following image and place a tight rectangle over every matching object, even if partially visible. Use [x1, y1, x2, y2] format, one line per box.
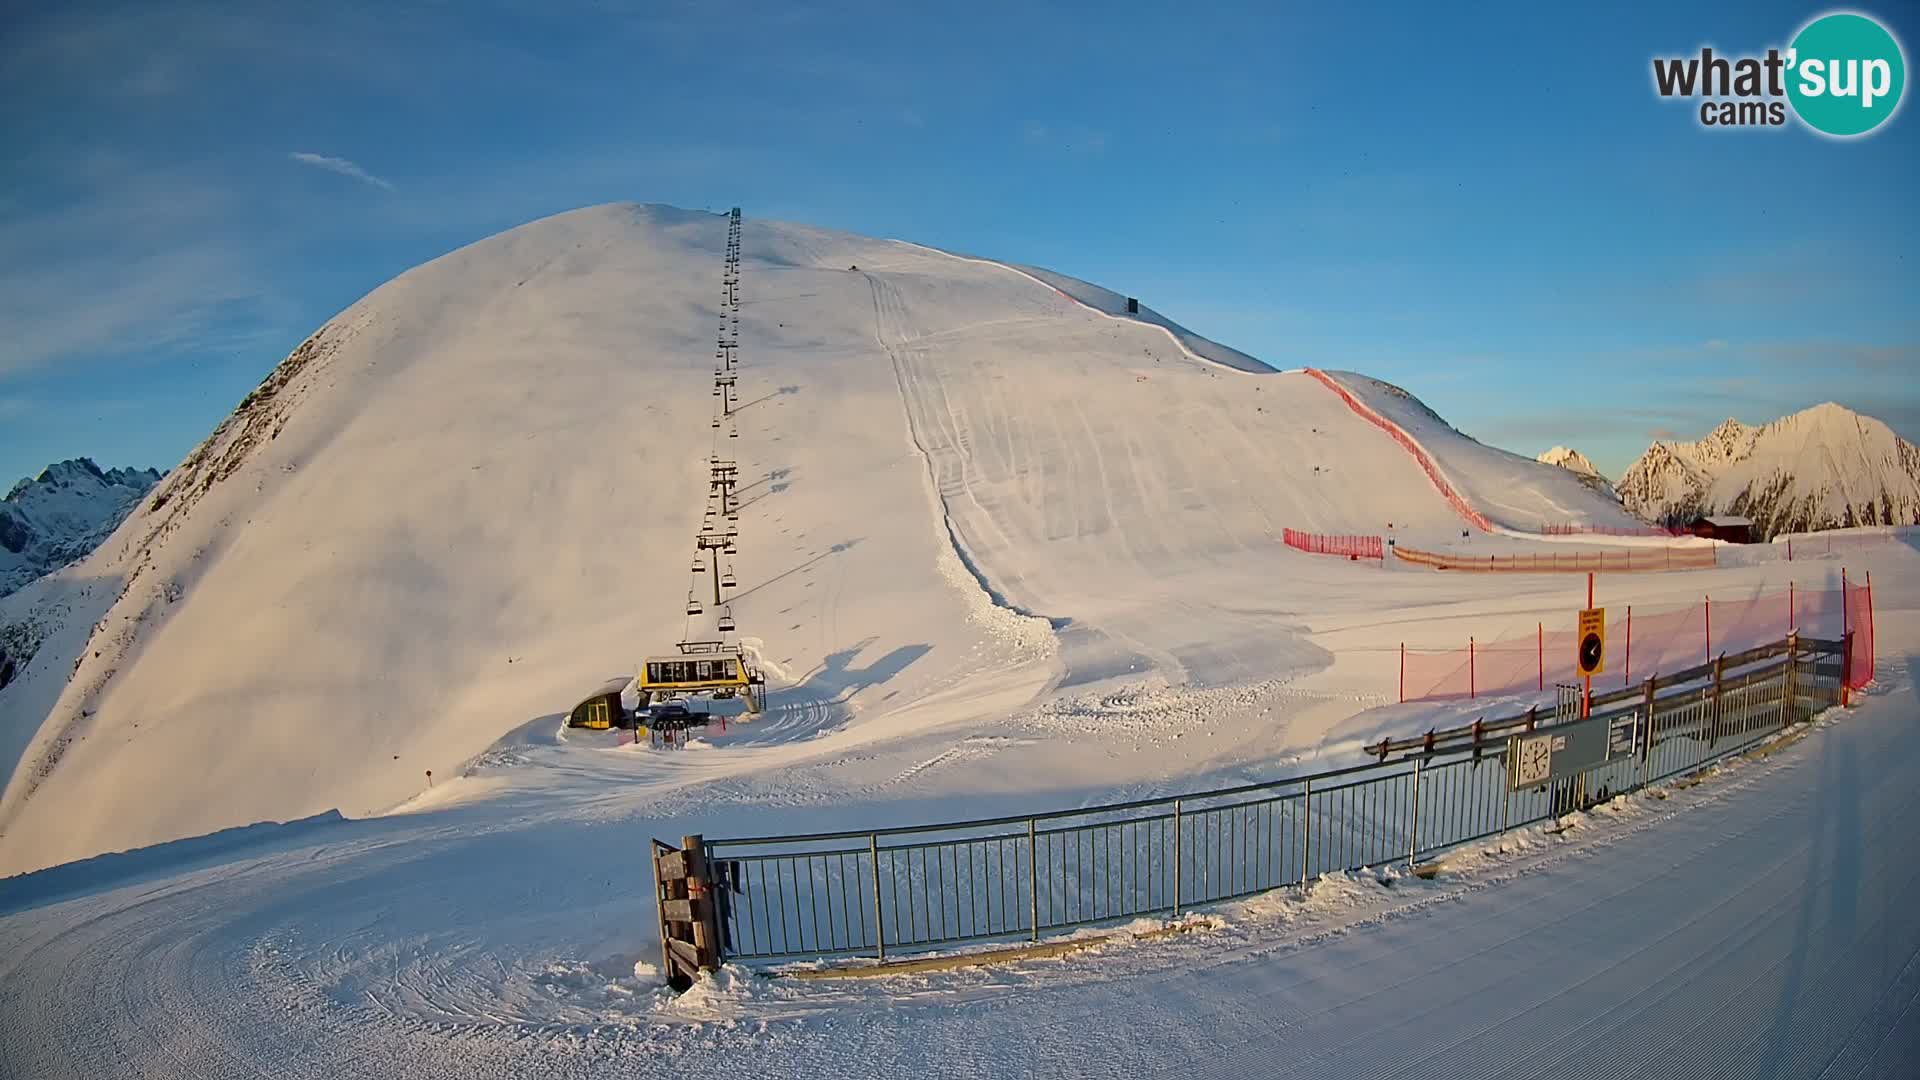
[651, 844, 673, 980]
[683, 834, 722, 974]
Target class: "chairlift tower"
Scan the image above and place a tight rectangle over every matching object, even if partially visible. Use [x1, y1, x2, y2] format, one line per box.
[695, 532, 735, 605]
[708, 460, 739, 509]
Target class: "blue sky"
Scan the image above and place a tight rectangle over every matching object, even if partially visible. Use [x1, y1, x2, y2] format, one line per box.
[1, 0, 1915, 485]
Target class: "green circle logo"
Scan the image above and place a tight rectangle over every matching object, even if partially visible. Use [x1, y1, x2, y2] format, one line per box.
[1787, 12, 1906, 136]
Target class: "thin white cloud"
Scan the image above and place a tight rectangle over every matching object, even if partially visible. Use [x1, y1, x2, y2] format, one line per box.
[288, 152, 394, 191]
[0, 168, 293, 378]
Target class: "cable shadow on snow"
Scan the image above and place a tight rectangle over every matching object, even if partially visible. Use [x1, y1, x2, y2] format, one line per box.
[728, 385, 801, 416]
[734, 482, 790, 516]
[731, 467, 791, 499]
[711, 638, 931, 748]
[727, 538, 861, 605]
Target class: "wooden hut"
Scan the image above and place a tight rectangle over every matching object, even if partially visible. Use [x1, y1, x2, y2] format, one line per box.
[1689, 515, 1754, 544]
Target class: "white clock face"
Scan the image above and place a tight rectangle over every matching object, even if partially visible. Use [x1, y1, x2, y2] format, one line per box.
[1514, 735, 1553, 787]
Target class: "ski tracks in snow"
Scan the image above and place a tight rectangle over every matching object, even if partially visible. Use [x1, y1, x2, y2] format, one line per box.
[8, 693, 1913, 1078]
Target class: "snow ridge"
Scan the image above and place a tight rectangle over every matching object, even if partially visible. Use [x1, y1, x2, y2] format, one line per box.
[889, 240, 1273, 374]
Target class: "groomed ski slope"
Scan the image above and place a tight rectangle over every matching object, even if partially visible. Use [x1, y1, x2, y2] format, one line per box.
[0, 204, 1632, 875]
[0, 556, 1914, 1079]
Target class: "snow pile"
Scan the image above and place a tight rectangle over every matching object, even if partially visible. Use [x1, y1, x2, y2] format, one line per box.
[1618, 403, 1920, 537]
[0, 459, 162, 597]
[1023, 676, 1303, 741]
[929, 521, 1057, 658]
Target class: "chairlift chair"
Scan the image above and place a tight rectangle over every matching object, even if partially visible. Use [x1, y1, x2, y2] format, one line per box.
[721, 570, 737, 589]
[717, 610, 736, 633]
[691, 558, 705, 573]
[686, 596, 704, 616]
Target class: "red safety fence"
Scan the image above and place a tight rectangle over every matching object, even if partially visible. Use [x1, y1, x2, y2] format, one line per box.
[1399, 574, 1876, 703]
[1283, 528, 1384, 560]
[1302, 368, 1495, 532]
[1849, 573, 1875, 690]
[1540, 523, 1688, 538]
[1786, 531, 1902, 560]
[1394, 545, 1716, 573]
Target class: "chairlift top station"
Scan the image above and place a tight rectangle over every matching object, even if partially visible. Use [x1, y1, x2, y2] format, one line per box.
[650, 208, 764, 718]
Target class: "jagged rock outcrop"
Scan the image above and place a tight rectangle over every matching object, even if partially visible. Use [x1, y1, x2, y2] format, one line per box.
[1618, 405, 1920, 538]
[0, 459, 163, 597]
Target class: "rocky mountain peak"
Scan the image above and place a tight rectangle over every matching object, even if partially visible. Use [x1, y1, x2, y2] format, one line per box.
[1618, 404, 1919, 538]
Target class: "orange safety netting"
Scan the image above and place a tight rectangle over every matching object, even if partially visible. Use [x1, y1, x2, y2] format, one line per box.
[1399, 579, 1875, 702]
[1283, 528, 1383, 559]
[1540, 523, 1687, 537]
[1786, 531, 1900, 560]
[1301, 369, 1495, 532]
[1394, 545, 1716, 573]
[1848, 578, 1875, 690]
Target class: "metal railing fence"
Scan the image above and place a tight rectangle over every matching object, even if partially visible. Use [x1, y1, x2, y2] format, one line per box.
[696, 636, 1848, 964]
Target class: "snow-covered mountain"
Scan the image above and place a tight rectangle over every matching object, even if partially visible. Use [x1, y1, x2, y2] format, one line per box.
[0, 459, 161, 598]
[1536, 446, 1615, 497]
[1618, 405, 1920, 538]
[0, 203, 1635, 874]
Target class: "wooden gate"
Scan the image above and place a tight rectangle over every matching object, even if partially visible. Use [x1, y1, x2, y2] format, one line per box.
[651, 835, 722, 991]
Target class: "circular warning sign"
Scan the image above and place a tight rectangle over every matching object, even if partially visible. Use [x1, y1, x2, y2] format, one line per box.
[1576, 607, 1606, 676]
[1579, 632, 1604, 675]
